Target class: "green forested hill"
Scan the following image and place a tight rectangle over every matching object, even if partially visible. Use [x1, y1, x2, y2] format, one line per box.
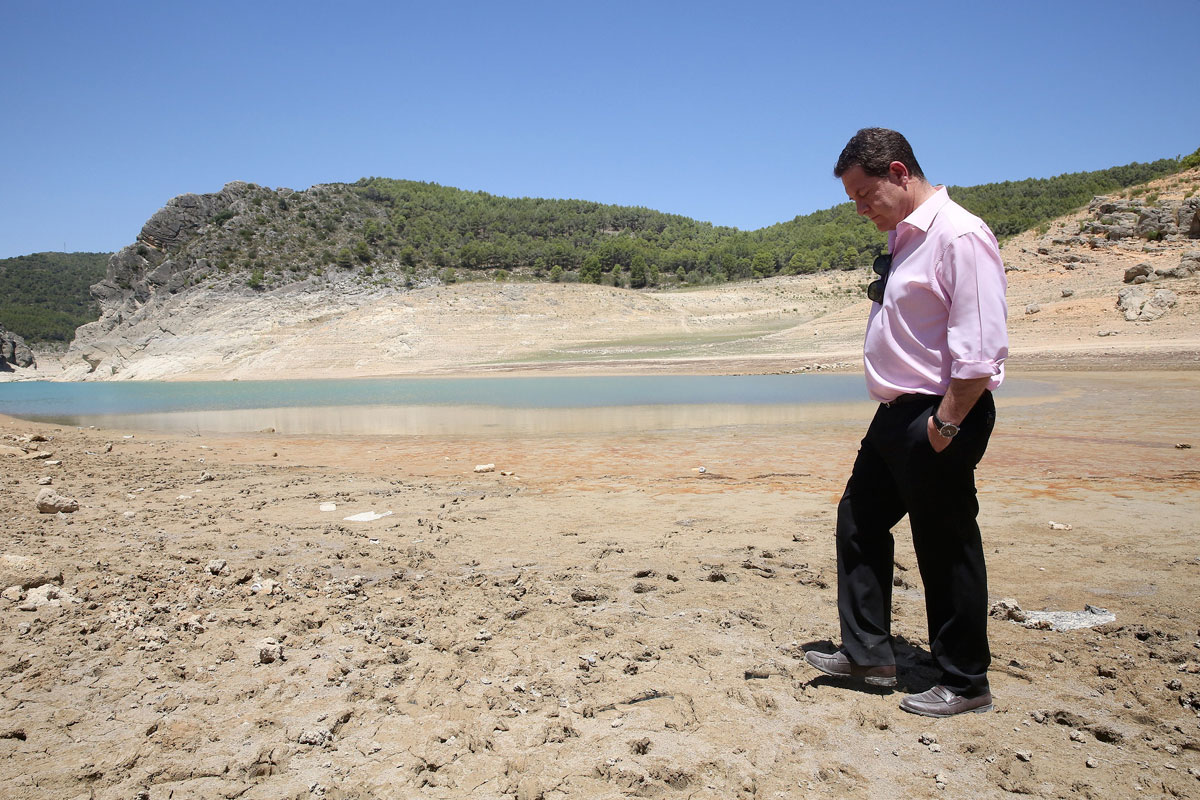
[949, 158, 1186, 237]
[0, 252, 109, 343]
[0, 150, 1193, 345]
[343, 153, 1188, 284]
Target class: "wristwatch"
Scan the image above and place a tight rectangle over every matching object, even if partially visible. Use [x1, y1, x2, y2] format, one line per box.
[932, 410, 960, 439]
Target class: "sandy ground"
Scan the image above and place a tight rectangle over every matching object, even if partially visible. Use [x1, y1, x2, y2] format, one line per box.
[2, 366, 1199, 800]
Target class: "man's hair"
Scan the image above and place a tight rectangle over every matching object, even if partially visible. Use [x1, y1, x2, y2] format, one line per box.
[834, 128, 925, 180]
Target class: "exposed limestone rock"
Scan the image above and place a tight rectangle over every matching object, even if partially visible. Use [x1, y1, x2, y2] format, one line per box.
[35, 487, 79, 514]
[0, 324, 35, 370]
[0, 553, 63, 591]
[1117, 286, 1177, 322]
[1087, 194, 1200, 242]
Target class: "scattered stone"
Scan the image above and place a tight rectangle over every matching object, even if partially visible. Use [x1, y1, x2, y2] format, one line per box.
[990, 598, 1027, 622]
[0, 553, 63, 590]
[1177, 443, 1192, 449]
[197, 471, 214, 483]
[474, 464, 495, 473]
[205, 559, 227, 576]
[19, 584, 78, 611]
[36, 476, 51, 485]
[1025, 303, 1041, 315]
[1117, 286, 1178, 322]
[1086, 757, 1099, 768]
[257, 638, 285, 664]
[1061, 288, 1075, 298]
[919, 733, 938, 746]
[297, 728, 330, 746]
[571, 588, 604, 603]
[1031, 710, 1047, 724]
[1015, 751, 1032, 762]
[1049, 521, 1072, 531]
[35, 488, 78, 514]
[1123, 263, 1154, 283]
[319, 502, 336, 512]
[250, 575, 280, 595]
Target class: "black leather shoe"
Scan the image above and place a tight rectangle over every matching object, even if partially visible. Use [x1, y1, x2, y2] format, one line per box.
[803, 649, 897, 687]
[899, 685, 993, 717]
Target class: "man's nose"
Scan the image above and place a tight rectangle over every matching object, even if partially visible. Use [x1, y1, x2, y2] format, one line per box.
[854, 200, 869, 215]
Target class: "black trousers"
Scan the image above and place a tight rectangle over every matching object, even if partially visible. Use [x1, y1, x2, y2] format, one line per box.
[835, 391, 995, 696]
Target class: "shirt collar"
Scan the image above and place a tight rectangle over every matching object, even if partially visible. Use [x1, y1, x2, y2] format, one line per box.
[898, 186, 949, 234]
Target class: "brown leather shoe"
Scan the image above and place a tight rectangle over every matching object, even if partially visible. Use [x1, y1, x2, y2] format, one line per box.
[803, 649, 897, 687]
[899, 685, 993, 717]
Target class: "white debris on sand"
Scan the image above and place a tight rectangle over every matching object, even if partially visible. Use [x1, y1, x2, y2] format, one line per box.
[990, 598, 1116, 631]
[343, 510, 392, 522]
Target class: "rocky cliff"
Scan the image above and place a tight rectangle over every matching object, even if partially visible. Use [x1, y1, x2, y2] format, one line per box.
[61, 181, 403, 380]
[0, 324, 35, 371]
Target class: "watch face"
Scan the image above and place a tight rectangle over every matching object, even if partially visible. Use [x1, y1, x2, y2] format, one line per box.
[940, 424, 959, 438]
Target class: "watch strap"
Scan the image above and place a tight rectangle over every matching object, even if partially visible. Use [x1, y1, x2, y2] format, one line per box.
[932, 410, 960, 438]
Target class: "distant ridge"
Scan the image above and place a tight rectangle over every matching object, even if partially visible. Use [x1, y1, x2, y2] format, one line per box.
[0, 150, 1193, 347]
[0, 252, 108, 344]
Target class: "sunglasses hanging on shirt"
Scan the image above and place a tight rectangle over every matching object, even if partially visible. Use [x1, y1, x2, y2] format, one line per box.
[867, 253, 892, 304]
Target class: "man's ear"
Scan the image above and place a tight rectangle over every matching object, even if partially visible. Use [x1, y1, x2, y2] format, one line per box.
[888, 160, 910, 186]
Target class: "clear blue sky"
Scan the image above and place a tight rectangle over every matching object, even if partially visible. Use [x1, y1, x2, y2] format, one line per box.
[2, 0, 1197, 258]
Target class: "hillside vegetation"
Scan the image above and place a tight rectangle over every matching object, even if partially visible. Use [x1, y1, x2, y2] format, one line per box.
[0, 252, 108, 343]
[0, 150, 1194, 346]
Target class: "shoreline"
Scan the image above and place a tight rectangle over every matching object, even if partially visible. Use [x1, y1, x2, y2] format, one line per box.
[6, 342, 1200, 385]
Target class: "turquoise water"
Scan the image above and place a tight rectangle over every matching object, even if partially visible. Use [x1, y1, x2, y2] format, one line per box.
[0, 375, 1045, 436]
[0, 374, 868, 417]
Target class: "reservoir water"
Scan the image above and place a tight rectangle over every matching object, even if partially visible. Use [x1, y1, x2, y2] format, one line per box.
[0, 374, 1046, 436]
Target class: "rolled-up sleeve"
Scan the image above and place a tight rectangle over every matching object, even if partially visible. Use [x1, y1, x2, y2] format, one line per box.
[939, 233, 1008, 380]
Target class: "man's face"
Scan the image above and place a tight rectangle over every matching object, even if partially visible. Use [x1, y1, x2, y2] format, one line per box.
[841, 163, 912, 232]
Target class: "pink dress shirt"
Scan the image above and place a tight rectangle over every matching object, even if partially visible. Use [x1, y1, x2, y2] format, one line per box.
[863, 187, 1008, 403]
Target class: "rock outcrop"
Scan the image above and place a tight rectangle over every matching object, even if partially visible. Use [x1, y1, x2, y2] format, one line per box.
[1085, 195, 1200, 242]
[0, 324, 35, 370]
[60, 181, 395, 380]
[1116, 286, 1178, 322]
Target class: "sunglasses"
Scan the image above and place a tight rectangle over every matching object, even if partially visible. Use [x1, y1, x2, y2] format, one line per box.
[867, 253, 892, 303]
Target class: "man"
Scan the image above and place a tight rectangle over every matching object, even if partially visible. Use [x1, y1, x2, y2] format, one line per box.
[804, 128, 1008, 717]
